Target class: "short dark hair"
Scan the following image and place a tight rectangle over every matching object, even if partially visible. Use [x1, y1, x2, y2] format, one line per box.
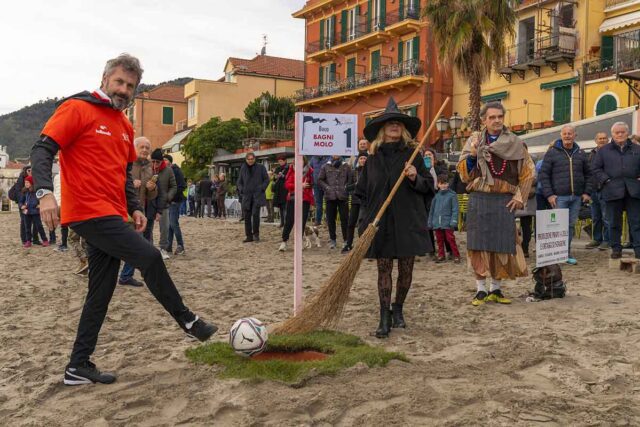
[437, 174, 449, 184]
[163, 154, 173, 163]
[246, 152, 256, 159]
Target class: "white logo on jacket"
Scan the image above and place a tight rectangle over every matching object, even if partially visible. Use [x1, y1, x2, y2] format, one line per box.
[96, 125, 112, 136]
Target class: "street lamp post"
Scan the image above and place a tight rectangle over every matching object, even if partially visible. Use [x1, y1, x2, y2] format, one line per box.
[448, 112, 463, 153]
[260, 96, 269, 134]
[435, 115, 449, 153]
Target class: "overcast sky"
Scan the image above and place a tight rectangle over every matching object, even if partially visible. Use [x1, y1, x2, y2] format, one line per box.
[0, 0, 305, 116]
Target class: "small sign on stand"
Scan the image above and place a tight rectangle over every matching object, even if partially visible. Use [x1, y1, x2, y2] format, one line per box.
[535, 209, 569, 268]
[292, 112, 357, 314]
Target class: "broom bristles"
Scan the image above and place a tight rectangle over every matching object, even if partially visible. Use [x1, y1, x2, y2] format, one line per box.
[273, 223, 378, 335]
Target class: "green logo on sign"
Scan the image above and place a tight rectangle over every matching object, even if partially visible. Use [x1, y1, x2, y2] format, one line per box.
[551, 213, 556, 223]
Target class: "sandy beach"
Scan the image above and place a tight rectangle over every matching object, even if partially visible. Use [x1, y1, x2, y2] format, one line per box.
[1, 211, 640, 426]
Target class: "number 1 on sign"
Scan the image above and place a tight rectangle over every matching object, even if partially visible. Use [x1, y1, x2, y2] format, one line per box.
[343, 128, 351, 149]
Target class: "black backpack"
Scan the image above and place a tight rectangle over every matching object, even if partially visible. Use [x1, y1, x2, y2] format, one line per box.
[532, 264, 566, 299]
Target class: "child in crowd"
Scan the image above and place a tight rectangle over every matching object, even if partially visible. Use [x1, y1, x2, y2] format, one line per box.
[19, 176, 49, 248]
[428, 175, 460, 263]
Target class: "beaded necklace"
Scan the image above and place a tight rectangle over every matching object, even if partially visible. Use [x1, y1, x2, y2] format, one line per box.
[485, 132, 508, 176]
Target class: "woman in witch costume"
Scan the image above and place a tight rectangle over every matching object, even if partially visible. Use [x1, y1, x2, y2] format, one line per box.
[355, 98, 435, 338]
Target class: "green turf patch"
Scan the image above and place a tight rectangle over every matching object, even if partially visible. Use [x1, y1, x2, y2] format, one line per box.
[186, 330, 408, 385]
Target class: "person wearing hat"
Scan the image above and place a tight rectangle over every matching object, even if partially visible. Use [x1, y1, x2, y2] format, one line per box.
[355, 98, 435, 338]
[147, 148, 177, 260]
[457, 101, 535, 306]
[343, 151, 368, 253]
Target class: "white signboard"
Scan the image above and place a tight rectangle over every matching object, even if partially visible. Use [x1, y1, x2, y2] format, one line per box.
[297, 112, 358, 156]
[535, 209, 569, 267]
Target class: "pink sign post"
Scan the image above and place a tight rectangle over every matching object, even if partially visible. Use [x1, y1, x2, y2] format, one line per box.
[293, 114, 303, 314]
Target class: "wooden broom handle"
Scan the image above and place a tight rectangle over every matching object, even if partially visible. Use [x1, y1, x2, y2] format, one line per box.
[373, 97, 451, 225]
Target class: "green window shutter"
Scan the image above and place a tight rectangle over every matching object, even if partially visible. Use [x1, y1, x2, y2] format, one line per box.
[553, 86, 571, 124]
[320, 19, 325, 48]
[347, 57, 356, 79]
[398, 41, 404, 63]
[412, 36, 420, 60]
[480, 91, 508, 103]
[367, 0, 372, 32]
[399, 0, 404, 20]
[162, 106, 173, 125]
[330, 15, 336, 45]
[380, 0, 386, 28]
[596, 94, 617, 115]
[329, 63, 337, 82]
[409, 106, 417, 117]
[540, 77, 578, 90]
[371, 50, 380, 73]
[319, 66, 324, 85]
[601, 36, 614, 67]
[341, 10, 348, 43]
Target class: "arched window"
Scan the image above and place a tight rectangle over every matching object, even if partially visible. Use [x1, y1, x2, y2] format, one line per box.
[595, 94, 617, 116]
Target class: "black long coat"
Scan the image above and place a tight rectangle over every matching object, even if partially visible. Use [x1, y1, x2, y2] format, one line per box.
[271, 164, 289, 206]
[237, 163, 269, 210]
[356, 142, 435, 259]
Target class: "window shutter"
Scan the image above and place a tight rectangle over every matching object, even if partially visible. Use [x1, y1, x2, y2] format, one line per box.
[380, 0, 386, 28]
[341, 10, 348, 43]
[319, 19, 325, 49]
[399, 0, 404, 20]
[596, 94, 617, 115]
[319, 66, 324, 86]
[601, 36, 614, 67]
[330, 63, 337, 82]
[553, 86, 571, 124]
[398, 41, 404, 63]
[371, 50, 380, 73]
[347, 57, 356, 79]
[330, 15, 336, 45]
[162, 106, 173, 125]
[367, 0, 372, 32]
[412, 35, 420, 60]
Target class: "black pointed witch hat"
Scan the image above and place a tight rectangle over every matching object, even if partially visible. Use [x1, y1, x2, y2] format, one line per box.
[363, 97, 422, 142]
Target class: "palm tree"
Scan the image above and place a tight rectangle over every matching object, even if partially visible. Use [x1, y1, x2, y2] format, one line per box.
[424, 0, 517, 130]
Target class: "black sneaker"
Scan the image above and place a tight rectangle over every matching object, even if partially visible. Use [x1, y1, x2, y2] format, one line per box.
[183, 317, 218, 342]
[341, 244, 352, 254]
[174, 245, 185, 255]
[64, 361, 116, 385]
[243, 237, 254, 243]
[118, 277, 144, 287]
[253, 235, 260, 243]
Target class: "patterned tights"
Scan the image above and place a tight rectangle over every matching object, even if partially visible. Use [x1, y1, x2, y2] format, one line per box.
[376, 257, 415, 309]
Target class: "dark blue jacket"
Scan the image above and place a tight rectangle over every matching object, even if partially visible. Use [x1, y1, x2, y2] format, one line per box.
[539, 140, 592, 198]
[592, 139, 640, 202]
[19, 191, 40, 215]
[428, 189, 459, 230]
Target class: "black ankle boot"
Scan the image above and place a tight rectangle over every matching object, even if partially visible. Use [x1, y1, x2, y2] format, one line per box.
[391, 303, 406, 328]
[375, 307, 392, 338]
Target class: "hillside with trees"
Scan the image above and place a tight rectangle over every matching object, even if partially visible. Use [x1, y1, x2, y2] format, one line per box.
[0, 77, 192, 160]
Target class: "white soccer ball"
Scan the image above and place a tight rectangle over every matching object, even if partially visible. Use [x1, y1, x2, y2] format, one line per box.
[229, 317, 268, 357]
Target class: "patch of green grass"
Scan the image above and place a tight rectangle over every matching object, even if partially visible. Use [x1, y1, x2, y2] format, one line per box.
[186, 330, 408, 385]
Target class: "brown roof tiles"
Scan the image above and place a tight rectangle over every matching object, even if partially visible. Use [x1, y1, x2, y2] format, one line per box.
[227, 55, 304, 80]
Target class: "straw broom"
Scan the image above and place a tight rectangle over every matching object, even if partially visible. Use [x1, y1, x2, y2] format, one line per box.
[274, 97, 451, 335]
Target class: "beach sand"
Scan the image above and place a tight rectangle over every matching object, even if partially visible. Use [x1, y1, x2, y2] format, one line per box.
[1, 211, 639, 426]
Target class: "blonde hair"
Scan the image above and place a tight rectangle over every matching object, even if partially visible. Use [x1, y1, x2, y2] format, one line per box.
[368, 124, 416, 155]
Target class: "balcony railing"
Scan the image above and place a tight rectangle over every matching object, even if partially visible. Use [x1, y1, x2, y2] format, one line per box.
[306, 36, 337, 55]
[617, 29, 640, 74]
[385, 5, 421, 26]
[499, 32, 576, 80]
[584, 59, 616, 81]
[295, 59, 424, 102]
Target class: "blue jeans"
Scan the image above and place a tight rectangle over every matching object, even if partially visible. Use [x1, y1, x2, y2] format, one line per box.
[313, 184, 325, 225]
[179, 200, 187, 216]
[168, 202, 184, 250]
[591, 191, 609, 243]
[556, 195, 582, 253]
[119, 262, 135, 281]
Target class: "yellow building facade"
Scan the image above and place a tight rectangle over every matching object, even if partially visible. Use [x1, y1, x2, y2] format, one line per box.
[452, 0, 640, 132]
[185, 55, 304, 128]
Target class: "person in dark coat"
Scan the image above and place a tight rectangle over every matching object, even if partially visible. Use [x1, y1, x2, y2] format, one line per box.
[538, 124, 592, 265]
[318, 155, 353, 250]
[271, 155, 289, 227]
[199, 174, 213, 217]
[592, 121, 640, 259]
[355, 98, 435, 339]
[236, 152, 269, 242]
[586, 132, 611, 250]
[344, 151, 368, 253]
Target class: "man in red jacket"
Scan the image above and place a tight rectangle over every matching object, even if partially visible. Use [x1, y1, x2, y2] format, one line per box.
[31, 53, 217, 386]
